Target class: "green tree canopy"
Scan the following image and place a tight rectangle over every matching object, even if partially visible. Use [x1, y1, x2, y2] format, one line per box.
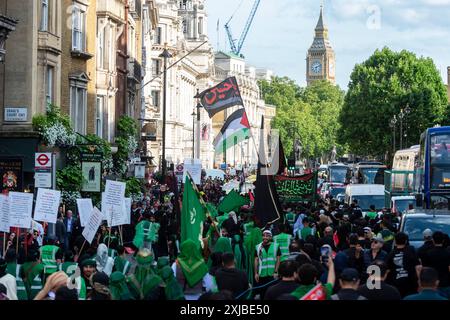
[338, 47, 448, 158]
[260, 77, 345, 159]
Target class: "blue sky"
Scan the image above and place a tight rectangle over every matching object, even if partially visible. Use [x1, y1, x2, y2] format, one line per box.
[205, 0, 450, 89]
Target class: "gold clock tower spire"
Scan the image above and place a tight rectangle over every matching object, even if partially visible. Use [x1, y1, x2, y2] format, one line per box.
[306, 5, 336, 86]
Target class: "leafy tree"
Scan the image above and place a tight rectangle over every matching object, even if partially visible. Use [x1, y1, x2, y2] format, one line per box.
[260, 77, 344, 160]
[339, 47, 448, 159]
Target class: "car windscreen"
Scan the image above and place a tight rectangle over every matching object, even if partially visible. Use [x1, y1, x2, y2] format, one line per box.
[403, 216, 450, 241]
[329, 167, 348, 184]
[330, 187, 346, 197]
[394, 199, 415, 213]
[352, 195, 385, 211]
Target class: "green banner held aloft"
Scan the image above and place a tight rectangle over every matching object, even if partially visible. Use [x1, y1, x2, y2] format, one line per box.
[218, 189, 250, 213]
[181, 174, 206, 248]
[274, 172, 318, 202]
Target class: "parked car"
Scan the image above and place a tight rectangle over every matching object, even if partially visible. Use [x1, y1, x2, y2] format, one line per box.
[399, 210, 450, 248]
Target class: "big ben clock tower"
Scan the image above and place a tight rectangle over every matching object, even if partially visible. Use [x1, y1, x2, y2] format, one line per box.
[306, 6, 336, 86]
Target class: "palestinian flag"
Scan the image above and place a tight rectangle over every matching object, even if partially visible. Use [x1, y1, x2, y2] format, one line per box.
[213, 109, 250, 154]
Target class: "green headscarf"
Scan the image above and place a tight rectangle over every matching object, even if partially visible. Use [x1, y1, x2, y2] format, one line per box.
[177, 240, 208, 288]
[128, 249, 163, 300]
[244, 227, 262, 285]
[214, 237, 232, 254]
[110, 272, 133, 300]
[160, 266, 184, 300]
[157, 257, 170, 272]
[232, 235, 246, 271]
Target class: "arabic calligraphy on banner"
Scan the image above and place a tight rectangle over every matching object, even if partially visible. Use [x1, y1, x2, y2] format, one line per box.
[274, 173, 317, 202]
[199, 77, 243, 117]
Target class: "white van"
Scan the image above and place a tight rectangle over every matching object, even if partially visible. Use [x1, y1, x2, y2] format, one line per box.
[345, 184, 386, 212]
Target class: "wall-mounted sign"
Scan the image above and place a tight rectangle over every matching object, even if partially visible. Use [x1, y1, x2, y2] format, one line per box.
[0, 158, 23, 192]
[81, 152, 102, 192]
[4, 108, 27, 122]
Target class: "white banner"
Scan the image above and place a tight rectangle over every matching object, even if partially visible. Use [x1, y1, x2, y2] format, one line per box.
[8, 192, 33, 229]
[33, 188, 61, 224]
[82, 207, 102, 244]
[183, 158, 202, 185]
[103, 180, 126, 227]
[0, 194, 10, 233]
[76, 198, 93, 227]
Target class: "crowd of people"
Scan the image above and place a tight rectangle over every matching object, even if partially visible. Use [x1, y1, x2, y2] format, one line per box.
[1, 172, 450, 301]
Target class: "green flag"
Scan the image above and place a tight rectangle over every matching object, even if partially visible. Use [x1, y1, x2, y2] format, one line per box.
[218, 189, 250, 213]
[205, 202, 218, 218]
[181, 175, 206, 248]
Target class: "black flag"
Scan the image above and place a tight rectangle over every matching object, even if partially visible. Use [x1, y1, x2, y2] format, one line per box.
[198, 77, 243, 118]
[254, 116, 282, 228]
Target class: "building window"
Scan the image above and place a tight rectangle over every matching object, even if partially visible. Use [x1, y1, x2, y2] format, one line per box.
[45, 66, 54, 106]
[151, 90, 160, 110]
[153, 27, 162, 45]
[152, 59, 160, 77]
[95, 96, 104, 138]
[70, 84, 87, 134]
[40, 0, 49, 31]
[198, 17, 203, 35]
[72, 5, 86, 52]
[128, 24, 136, 58]
[97, 24, 105, 68]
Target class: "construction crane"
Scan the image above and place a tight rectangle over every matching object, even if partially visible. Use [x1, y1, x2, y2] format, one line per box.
[224, 0, 261, 57]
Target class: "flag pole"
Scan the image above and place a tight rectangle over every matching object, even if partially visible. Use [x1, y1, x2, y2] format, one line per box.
[16, 228, 19, 256]
[2, 232, 5, 257]
[77, 239, 87, 262]
[186, 171, 220, 236]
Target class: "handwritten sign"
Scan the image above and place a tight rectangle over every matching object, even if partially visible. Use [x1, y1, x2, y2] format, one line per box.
[0, 194, 10, 232]
[274, 173, 317, 202]
[103, 180, 126, 227]
[33, 188, 61, 224]
[76, 198, 93, 227]
[183, 159, 202, 185]
[8, 192, 33, 229]
[82, 207, 102, 244]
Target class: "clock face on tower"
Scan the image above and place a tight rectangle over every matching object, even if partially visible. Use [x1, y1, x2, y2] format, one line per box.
[311, 60, 322, 74]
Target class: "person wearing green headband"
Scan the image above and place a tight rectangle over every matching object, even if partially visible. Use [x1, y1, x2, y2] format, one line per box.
[109, 272, 133, 300]
[160, 266, 184, 300]
[207, 236, 232, 268]
[127, 248, 164, 300]
[174, 240, 208, 300]
[78, 255, 96, 300]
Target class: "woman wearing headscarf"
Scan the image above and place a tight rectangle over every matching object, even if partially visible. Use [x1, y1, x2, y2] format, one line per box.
[203, 252, 222, 293]
[172, 240, 208, 300]
[127, 248, 165, 300]
[109, 271, 133, 300]
[232, 235, 247, 271]
[207, 236, 232, 268]
[160, 266, 184, 300]
[95, 243, 114, 276]
[244, 227, 262, 285]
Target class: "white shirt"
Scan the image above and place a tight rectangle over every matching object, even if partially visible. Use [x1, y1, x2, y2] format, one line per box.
[0, 274, 18, 300]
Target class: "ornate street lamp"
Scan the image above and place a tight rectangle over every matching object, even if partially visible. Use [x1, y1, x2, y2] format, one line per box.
[0, 15, 18, 63]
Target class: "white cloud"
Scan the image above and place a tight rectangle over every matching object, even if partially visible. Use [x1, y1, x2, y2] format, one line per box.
[421, 0, 450, 5]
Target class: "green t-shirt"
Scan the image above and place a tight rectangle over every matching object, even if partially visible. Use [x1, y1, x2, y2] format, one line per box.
[366, 211, 378, 220]
[290, 283, 333, 300]
[300, 227, 314, 240]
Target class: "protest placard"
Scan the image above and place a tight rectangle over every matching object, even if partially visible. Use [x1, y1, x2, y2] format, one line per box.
[76, 198, 93, 227]
[33, 188, 61, 224]
[0, 194, 10, 233]
[8, 192, 33, 229]
[82, 207, 102, 244]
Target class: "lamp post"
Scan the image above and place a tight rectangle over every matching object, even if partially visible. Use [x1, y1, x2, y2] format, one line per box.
[389, 115, 397, 155]
[159, 45, 172, 178]
[398, 104, 411, 150]
[195, 89, 201, 161]
[191, 109, 196, 158]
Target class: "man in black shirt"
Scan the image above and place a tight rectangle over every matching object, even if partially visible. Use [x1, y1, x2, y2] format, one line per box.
[358, 260, 401, 300]
[417, 229, 434, 263]
[215, 253, 249, 299]
[331, 268, 367, 300]
[264, 260, 299, 300]
[386, 232, 421, 297]
[421, 231, 450, 296]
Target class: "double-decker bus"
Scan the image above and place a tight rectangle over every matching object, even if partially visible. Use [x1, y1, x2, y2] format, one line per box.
[415, 126, 450, 209]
